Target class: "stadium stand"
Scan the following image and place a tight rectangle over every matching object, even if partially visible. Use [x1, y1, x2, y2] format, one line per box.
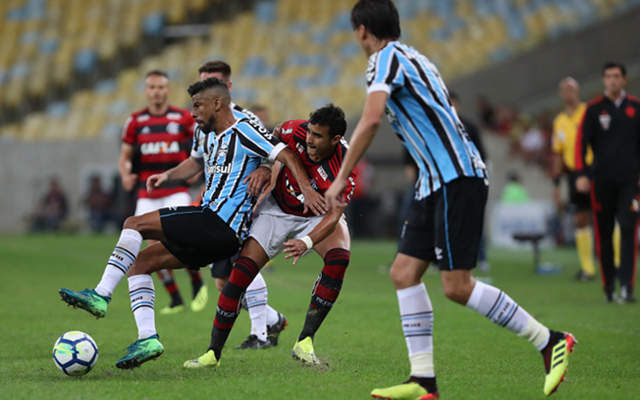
[1, 0, 640, 140]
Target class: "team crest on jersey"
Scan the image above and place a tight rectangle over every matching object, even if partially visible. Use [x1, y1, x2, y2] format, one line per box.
[166, 122, 181, 134]
[599, 112, 611, 130]
[385, 107, 398, 125]
[166, 112, 182, 120]
[217, 144, 229, 160]
[626, 106, 636, 119]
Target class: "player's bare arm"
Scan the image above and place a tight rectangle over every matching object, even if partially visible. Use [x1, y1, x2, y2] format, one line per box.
[283, 204, 346, 265]
[325, 91, 388, 210]
[147, 156, 204, 194]
[275, 147, 327, 216]
[119, 143, 138, 191]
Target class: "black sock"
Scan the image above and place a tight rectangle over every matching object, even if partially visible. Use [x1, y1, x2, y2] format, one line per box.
[299, 248, 349, 341]
[408, 376, 438, 394]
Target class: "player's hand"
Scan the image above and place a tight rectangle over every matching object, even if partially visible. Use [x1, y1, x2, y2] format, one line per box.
[575, 176, 590, 194]
[243, 166, 272, 197]
[146, 172, 169, 194]
[283, 239, 307, 265]
[301, 188, 327, 216]
[324, 178, 348, 211]
[121, 173, 139, 192]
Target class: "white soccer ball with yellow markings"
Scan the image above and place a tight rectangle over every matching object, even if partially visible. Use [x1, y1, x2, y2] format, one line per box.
[52, 331, 98, 376]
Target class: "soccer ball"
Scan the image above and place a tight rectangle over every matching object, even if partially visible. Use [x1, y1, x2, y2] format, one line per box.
[52, 331, 98, 376]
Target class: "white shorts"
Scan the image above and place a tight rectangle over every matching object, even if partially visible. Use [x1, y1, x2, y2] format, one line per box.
[134, 192, 192, 216]
[249, 194, 324, 260]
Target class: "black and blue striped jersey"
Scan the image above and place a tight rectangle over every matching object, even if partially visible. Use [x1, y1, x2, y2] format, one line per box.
[367, 41, 488, 199]
[191, 117, 286, 239]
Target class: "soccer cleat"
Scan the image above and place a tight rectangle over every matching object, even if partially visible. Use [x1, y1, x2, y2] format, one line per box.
[542, 330, 576, 396]
[59, 288, 110, 319]
[292, 337, 320, 365]
[267, 312, 288, 346]
[574, 271, 595, 282]
[370, 382, 439, 399]
[159, 304, 185, 315]
[620, 286, 637, 304]
[183, 349, 219, 369]
[115, 335, 164, 369]
[191, 285, 208, 312]
[236, 334, 272, 349]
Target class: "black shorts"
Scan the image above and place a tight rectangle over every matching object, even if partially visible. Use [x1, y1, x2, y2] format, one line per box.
[210, 252, 239, 279]
[159, 206, 241, 269]
[567, 171, 591, 212]
[398, 177, 488, 270]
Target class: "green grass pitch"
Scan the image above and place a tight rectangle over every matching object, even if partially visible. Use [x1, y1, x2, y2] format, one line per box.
[1, 235, 639, 399]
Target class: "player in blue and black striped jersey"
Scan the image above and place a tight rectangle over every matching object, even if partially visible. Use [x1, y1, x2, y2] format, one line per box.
[59, 77, 326, 370]
[324, 1, 575, 398]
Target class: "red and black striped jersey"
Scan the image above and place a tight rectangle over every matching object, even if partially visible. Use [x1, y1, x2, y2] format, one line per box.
[121, 105, 195, 199]
[272, 119, 357, 217]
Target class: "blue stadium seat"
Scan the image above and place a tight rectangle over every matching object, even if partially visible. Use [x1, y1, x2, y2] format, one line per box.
[143, 12, 165, 37]
[74, 50, 98, 74]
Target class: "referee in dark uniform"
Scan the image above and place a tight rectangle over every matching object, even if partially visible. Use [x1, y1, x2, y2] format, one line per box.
[575, 61, 640, 303]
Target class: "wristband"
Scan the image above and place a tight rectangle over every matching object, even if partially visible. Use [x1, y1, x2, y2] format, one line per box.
[301, 235, 313, 250]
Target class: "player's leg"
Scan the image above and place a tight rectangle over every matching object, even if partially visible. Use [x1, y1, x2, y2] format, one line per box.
[592, 178, 617, 301]
[185, 238, 270, 368]
[59, 211, 166, 318]
[115, 242, 188, 369]
[438, 178, 575, 396]
[292, 219, 350, 365]
[569, 173, 596, 280]
[371, 196, 438, 400]
[614, 180, 639, 303]
[157, 269, 185, 314]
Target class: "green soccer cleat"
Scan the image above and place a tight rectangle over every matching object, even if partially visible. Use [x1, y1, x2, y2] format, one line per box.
[190, 285, 208, 312]
[159, 304, 185, 315]
[542, 331, 577, 396]
[183, 350, 219, 369]
[115, 335, 164, 369]
[59, 288, 111, 319]
[292, 337, 320, 365]
[370, 382, 439, 400]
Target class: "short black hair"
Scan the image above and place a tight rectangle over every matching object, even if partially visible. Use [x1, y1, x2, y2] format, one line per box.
[602, 61, 626, 77]
[351, 0, 401, 40]
[145, 70, 168, 79]
[198, 60, 232, 81]
[309, 104, 347, 138]
[187, 77, 229, 97]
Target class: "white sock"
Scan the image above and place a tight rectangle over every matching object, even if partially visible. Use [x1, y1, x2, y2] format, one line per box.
[95, 229, 142, 297]
[466, 280, 550, 350]
[246, 272, 268, 341]
[128, 274, 156, 340]
[266, 305, 280, 327]
[397, 283, 435, 378]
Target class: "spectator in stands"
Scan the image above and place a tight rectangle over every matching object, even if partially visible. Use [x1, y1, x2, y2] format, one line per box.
[30, 177, 68, 232]
[517, 115, 546, 165]
[501, 171, 530, 204]
[476, 95, 496, 131]
[83, 175, 115, 234]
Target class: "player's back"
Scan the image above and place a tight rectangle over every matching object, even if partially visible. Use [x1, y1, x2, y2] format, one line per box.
[367, 41, 487, 198]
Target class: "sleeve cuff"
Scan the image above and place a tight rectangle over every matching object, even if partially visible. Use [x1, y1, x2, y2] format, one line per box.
[268, 142, 287, 162]
[367, 83, 391, 95]
[190, 150, 203, 159]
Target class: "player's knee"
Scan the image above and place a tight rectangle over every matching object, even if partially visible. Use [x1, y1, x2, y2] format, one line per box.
[389, 264, 417, 288]
[442, 281, 473, 304]
[123, 215, 143, 232]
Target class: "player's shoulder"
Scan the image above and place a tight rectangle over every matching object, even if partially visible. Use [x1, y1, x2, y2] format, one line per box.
[625, 94, 640, 105]
[129, 107, 150, 121]
[281, 119, 308, 132]
[586, 95, 605, 109]
[166, 105, 191, 120]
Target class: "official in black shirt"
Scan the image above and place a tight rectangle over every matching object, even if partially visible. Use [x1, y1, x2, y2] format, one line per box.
[575, 61, 640, 303]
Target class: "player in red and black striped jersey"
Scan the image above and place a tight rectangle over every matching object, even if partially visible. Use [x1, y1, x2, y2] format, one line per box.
[186, 104, 357, 368]
[119, 70, 207, 315]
